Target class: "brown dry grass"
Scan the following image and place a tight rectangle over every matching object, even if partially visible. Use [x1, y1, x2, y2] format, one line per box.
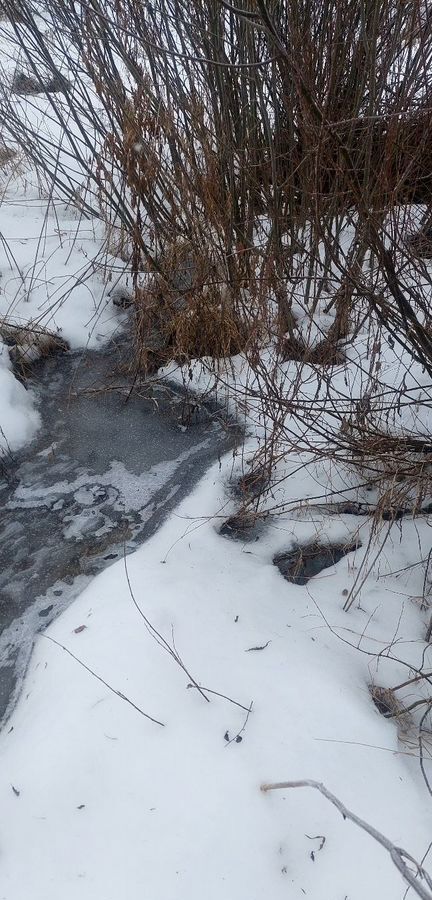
[369, 685, 413, 737]
[134, 285, 251, 371]
[131, 241, 256, 370]
[0, 145, 17, 167]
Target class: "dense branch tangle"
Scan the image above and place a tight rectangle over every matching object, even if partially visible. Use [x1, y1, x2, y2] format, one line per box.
[2, 1, 432, 493]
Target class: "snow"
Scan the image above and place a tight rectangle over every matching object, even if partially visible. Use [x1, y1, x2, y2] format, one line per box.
[1, 165, 431, 896]
[0, 190, 123, 344]
[0, 338, 40, 451]
[0, 181, 129, 454]
[1, 447, 432, 899]
[1, 178, 431, 895]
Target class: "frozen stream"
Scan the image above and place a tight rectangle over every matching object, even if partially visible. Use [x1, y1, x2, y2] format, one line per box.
[0, 338, 239, 723]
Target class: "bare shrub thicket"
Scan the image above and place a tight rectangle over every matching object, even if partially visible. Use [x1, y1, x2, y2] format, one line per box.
[2, 0, 432, 821]
[1, 1, 432, 505]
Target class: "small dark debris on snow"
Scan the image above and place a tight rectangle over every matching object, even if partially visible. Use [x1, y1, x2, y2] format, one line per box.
[77, 804, 85, 810]
[245, 640, 271, 652]
[224, 730, 243, 745]
[11, 785, 20, 797]
[306, 834, 326, 861]
[224, 701, 253, 747]
[73, 625, 87, 634]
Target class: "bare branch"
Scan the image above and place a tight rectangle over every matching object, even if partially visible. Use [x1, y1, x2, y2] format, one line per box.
[261, 779, 432, 900]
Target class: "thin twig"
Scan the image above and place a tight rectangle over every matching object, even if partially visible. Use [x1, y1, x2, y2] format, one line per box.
[123, 549, 210, 703]
[225, 701, 254, 747]
[42, 634, 165, 727]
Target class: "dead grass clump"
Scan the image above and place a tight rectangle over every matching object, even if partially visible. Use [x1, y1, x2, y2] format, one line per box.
[233, 467, 270, 501]
[134, 242, 254, 369]
[11, 68, 68, 96]
[169, 294, 249, 362]
[369, 685, 413, 736]
[219, 509, 263, 542]
[135, 291, 249, 372]
[0, 143, 18, 168]
[281, 335, 346, 367]
[339, 428, 432, 518]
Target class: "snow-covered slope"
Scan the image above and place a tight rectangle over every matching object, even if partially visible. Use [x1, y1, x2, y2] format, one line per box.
[1, 449, 431, 900]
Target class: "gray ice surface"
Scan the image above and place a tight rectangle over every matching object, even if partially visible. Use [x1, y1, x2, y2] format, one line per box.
[0, 337, 239, 724]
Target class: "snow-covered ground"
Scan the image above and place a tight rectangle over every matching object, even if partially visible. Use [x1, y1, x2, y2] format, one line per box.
[1, 162, 432, 900]
[0, 16, 432, 900]
[1, 446, 432, 900]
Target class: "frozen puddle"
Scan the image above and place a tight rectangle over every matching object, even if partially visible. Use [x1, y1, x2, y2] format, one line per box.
[0, 339, 238, 722]
[273, 540, 361, 585]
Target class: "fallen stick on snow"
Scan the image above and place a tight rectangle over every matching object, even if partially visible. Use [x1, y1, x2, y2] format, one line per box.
[260, 779, 432, 900]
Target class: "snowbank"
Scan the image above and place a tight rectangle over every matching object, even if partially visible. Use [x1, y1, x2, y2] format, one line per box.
[0, 339, 40, 451]
[1, 452, 431, 900]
